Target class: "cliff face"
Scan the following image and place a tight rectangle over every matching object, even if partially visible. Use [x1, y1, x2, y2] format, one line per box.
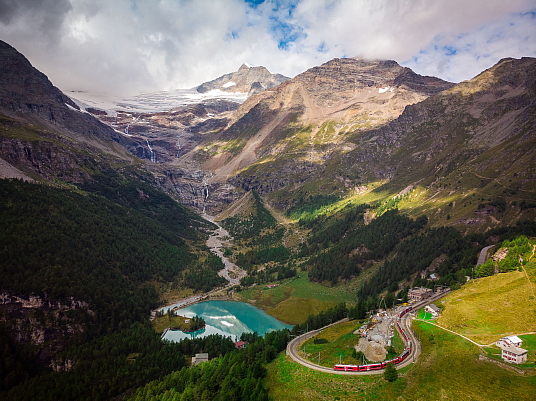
[0, 40, 142, 184]
[344, 57, 536, 184]
[1, 38, 534, 223]
[0, 292, 91, 366]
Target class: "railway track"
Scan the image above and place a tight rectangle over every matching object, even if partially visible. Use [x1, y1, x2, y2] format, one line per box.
[286, 290, 449, 375]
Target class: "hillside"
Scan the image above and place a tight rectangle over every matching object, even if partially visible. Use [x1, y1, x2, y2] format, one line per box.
[436, 236, 536, 344]
[266, 237, 536, 400]
[186, 57, 536, 232]
[2, 38, 536, 400]
[197, 58, 453, 184]
[0, 40, 226, 395]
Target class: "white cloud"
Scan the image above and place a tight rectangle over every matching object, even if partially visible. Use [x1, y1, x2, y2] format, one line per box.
[0, 0, 534, 95]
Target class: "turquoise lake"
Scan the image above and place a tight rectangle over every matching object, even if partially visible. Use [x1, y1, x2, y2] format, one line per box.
[161, 300, 293, 342]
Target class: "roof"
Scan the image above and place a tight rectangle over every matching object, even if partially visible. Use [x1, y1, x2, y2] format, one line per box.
[504, 335, 523, 343]
[409, 287, 432, 294]
[195, 353, 209, 359]
[501, 346, 528, 356]
[426, 304, 441, 313]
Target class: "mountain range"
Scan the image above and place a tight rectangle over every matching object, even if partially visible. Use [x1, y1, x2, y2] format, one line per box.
[1, 38, 536, 398]
[1, 38, 535, 227]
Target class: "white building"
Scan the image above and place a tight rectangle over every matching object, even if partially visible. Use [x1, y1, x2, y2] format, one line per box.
[192, 353, 209, 365]
[424, 304, 441, 317]
[499, 345, 528, 365]
[496, 335, 523, 348]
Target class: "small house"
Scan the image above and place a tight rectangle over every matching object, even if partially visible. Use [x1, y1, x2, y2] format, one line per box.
[234, 341, 247, 349]
[424, 304, 441, 317]
[496, 335, 523, 348]
[192, 353, 209, 365]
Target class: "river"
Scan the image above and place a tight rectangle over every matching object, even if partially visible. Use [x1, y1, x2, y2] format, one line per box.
[204, 216, 247, 285]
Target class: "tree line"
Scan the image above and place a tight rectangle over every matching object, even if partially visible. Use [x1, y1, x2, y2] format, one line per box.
[0, 178, 227, 394]
[126, 330, 290, 401]
[3, 323, 245, 401]
[306, 209, 427, 284]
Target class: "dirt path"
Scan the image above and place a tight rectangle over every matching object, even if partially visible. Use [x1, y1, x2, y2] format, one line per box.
[416, 319, 536, 348]
[416, 319, 485, 347]
[521, 245, 536, 301]
[471, 171, 534, 193]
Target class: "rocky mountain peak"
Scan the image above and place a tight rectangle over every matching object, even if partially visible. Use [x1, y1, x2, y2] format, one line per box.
[196, 64, 289, 96]
[0, 41, 129, 156]
[0, 40, 80, 116]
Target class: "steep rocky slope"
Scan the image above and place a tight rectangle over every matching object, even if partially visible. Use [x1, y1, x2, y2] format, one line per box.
[0, 40, 139, 183]
[190, 58, 453, 182]
[0, 41, 221, 370]
[193, 56, 535, 229]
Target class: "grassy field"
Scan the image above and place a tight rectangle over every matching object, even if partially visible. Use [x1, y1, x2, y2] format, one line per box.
[151, 314, 194, 334]
[237, 272, 356, 324]
[436, 269, 536, 344]
[301, 320, 364, 367]
[267, 320, 536, 400]
[416, 309, 434, 320]
[298, 319, 404, 368]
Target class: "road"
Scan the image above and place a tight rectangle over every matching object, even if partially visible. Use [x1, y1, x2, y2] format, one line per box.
[477, 245, 495, 266]
[286, 290, 449, 375]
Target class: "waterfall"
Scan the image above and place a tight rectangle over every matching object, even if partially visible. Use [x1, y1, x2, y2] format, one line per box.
[176, 140, 182, 158]
[146, 139, 156, 163]
[201, 173, 212, 214]
[202, 180, 209, 214]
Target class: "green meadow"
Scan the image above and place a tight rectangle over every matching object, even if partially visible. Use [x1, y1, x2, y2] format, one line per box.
[267, 320, 536, 400]
[437, 267, 536, 344]
[238, 271, 355, 324]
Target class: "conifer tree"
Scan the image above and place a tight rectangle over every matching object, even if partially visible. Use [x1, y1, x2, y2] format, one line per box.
[383, 362, 398, 382]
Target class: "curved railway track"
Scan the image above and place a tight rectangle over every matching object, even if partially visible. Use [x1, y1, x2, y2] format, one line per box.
[286, 290, 449, 375]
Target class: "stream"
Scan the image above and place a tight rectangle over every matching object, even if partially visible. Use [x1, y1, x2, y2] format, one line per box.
[204, 215, 247, 286]
[153, 215, 246, 317]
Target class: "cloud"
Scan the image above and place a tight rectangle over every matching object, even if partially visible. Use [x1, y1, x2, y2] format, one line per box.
[403, 10, 536, 82]
[0, 0, 534, 95]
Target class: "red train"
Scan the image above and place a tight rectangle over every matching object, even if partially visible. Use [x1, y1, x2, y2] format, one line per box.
[333, 346, 411, 371]
[334, 307, 413, 372]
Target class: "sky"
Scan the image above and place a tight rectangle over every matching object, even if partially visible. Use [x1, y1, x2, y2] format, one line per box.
[0, 0, 535, 96]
